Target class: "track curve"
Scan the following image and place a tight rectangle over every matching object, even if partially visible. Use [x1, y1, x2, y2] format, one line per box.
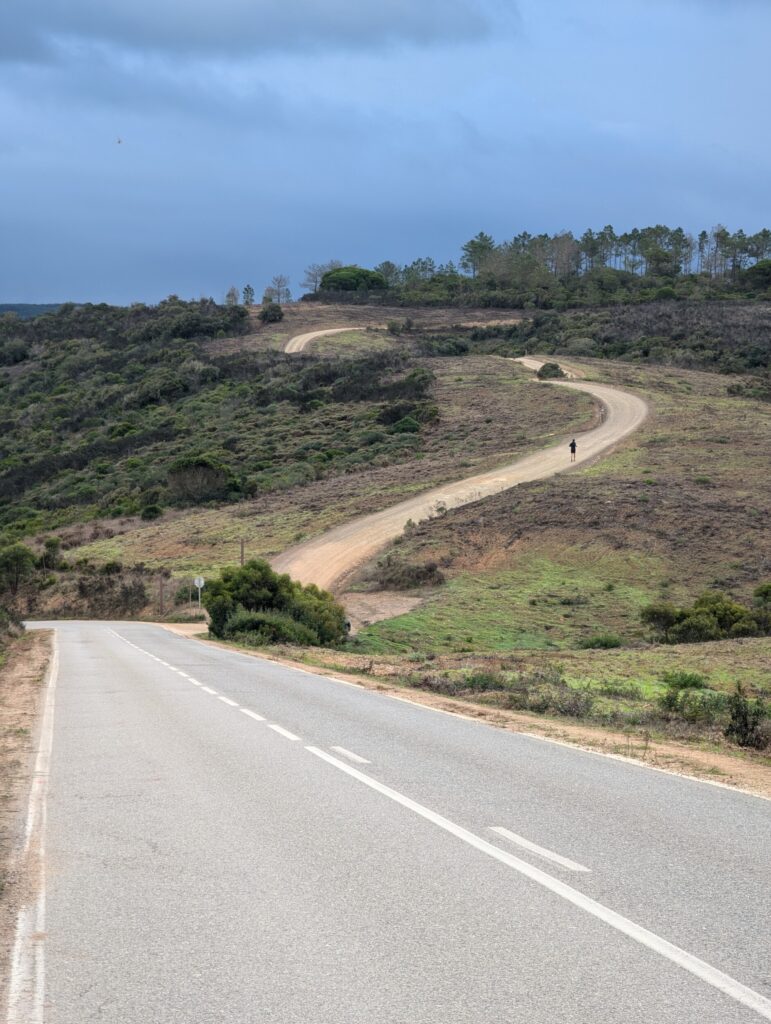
[273, 331, 648, 591]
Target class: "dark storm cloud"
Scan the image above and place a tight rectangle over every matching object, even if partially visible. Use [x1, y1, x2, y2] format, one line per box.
[1, 0, 501, 61]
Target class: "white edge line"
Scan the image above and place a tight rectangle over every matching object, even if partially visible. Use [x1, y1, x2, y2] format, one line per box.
[330, 745, 371, 765]
[201, 686, 218, 695]
[267, 723, 301, 742]
[6, 633, 59, 1024]
[305, 746, 771, 1021]
[217, 696, 239, 707]
[240, 709, 265, 722]
[490, 826, 590, 873]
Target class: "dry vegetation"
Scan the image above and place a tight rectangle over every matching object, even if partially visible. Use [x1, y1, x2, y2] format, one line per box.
[62, 354, 593, 579]
[350, 358, 770, 653]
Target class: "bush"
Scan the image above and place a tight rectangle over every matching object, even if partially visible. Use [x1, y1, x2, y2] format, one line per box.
[536, 362, 565, 380]
[578, 633, 622, 649]
[259, 302, 283, 323]
[660, 670, 708, 690]
[202, 559, 346, 646]
[222, 608, 320, 646]
[389, 416, 420, 434]
[370, 554, 445, 590]
[140, 504, 162, 520]
[641, 587, 771, 644]
[724, 685, 768, 749]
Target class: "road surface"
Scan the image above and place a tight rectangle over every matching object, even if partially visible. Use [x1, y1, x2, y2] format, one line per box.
[274, 334, 648, 588]
[8, 622, 771, 1023]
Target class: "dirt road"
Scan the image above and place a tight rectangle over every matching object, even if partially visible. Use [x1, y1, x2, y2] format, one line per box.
[273, 331, 648, 591]
[284, 327, 365, 353]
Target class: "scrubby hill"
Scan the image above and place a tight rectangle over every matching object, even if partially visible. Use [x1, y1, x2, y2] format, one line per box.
[351, 358, 770, 654]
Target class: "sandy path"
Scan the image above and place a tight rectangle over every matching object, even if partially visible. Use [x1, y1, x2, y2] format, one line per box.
[284, 327, 369, 353]
[273, 331, 648, 591]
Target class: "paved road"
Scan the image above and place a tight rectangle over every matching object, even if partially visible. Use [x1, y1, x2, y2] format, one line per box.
[9, 622, 771, 1023]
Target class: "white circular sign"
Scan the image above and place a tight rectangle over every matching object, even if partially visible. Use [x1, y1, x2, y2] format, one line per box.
[194, 576, 205, 589]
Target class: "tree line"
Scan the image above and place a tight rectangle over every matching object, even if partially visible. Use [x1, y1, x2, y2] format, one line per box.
[296, 225, 771, 310]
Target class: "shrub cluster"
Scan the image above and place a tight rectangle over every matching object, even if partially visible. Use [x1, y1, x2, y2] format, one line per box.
[409, 665, 595, 719]
[203, 559, 347, 647]
[641, 586, 771, 644]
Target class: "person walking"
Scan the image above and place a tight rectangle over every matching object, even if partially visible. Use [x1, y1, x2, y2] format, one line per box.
[569, 438, 577, 462]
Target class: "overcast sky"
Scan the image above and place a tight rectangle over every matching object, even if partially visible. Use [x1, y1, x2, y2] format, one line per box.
[1, 0, 769, 303]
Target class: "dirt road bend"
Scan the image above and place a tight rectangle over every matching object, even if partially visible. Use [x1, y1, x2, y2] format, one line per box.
[273, 332, 648, 590]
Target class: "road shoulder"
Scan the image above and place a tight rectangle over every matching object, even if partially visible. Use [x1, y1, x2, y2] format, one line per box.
[0, 630, 51, 1009]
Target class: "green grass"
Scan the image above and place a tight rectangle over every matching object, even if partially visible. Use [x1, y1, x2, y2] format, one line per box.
[356, 544, 661, 654]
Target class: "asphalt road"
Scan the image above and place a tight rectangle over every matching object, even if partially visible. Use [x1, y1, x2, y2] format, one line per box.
[10, 622, 771, 1023]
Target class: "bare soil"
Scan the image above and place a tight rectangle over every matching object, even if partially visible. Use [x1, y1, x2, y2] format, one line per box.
[0, 632, 51, 984]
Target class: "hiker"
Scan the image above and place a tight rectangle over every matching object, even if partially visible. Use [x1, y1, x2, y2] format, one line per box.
[569, 438, 577, 462]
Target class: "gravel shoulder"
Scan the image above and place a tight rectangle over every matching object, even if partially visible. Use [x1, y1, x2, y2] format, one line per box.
[0, 630, 51, 1004]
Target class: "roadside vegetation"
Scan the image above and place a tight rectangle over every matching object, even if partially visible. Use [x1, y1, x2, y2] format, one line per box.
[203, 559, 346, 647]
[3, 295, 768, 771]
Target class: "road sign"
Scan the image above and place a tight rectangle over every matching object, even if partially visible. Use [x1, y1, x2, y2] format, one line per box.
[194, 576, 205, 589]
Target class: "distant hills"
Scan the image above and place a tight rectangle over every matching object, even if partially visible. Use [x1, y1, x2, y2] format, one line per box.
[0, 304, 62, 319]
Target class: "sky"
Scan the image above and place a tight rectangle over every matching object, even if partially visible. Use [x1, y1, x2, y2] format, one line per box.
[1, 0, 769, 304]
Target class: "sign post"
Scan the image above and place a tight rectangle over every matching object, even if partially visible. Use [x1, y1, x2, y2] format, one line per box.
[194, 576, 205, 609]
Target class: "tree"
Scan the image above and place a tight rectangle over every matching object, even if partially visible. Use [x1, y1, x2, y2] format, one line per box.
[460, 232, 495, 276]
[224, 286, 239, 306]
[242, 284, 255, 306]
[0, 544, 37, 596]
[301, 261, 342, 294]
[319, 266, 387, 292]
[373, 261, 401, 287]
[270, 275, 291, 304]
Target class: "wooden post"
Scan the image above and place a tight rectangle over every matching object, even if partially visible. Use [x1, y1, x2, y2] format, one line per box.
[240, 538, 245, 567]
[159, 576, 164, 616]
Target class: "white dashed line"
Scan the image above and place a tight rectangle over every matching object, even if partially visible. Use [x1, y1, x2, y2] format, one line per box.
[240, 709, 265, 722]
[305, 747, 771, 1022]
[217, 695, 239, 707]
[267, 724, 301, 742]
[490, 827, 590, 873]
[201, 686, 218, 695]
[330, 745, 371, 765]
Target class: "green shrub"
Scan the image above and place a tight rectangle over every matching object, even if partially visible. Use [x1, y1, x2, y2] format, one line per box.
[203, 559, 346, 646]
[536, 362, 565, 380]
[258, 302, 284, 323]
[641, 587, 771, 644]
[222, 608, 320, 646]
[140, 504, 162, 520]
[390, 416, 420, 434]
[578, 633, 622, 649]
[660, 670, 708, 690]
[724, 685, 768, 749]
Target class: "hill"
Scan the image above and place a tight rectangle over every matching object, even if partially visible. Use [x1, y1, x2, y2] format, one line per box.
[0, 303, 62, 319]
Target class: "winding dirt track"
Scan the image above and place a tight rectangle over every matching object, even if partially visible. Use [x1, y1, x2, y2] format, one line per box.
[271, 329, 648, 591]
